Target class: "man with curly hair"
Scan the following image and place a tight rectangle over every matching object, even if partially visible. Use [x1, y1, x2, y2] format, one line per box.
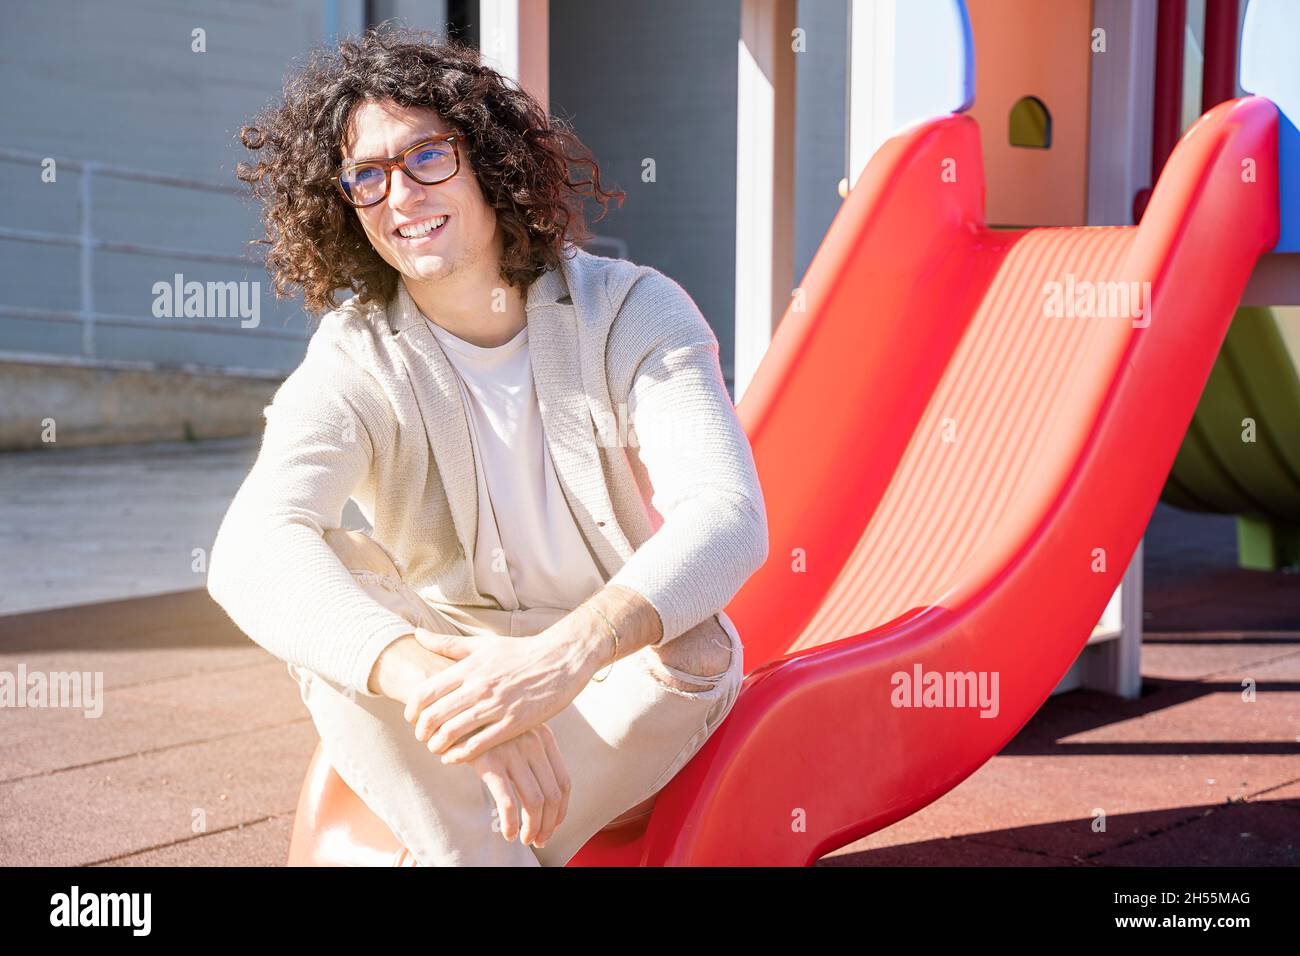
[207, 26, 768, 866]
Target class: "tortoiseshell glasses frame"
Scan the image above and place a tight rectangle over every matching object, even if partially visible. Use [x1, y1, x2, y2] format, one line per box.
[331, 132, 462, 208]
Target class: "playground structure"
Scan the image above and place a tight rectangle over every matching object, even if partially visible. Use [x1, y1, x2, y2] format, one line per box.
[1145, 0, 1300, 571]
[288, 0, 1300, 866]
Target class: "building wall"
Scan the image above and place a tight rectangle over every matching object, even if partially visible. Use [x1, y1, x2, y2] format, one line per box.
[794, 0, 849, 287]
[549, 0, 847, 394]
[0, 356, 280, 451]
[3, 0, 845, 436]
[548, 0, 741, 389]
[0, 0, 351, 376]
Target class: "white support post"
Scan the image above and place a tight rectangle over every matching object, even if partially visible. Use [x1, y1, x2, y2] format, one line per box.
[734, 0, 797, 403]
[479, 0, 550, 115]
[79, 162, 95, 358]
[846, 0, 897, 191]
[1074, 0, 1157, 699]
[845, 0, 974, 191]
[1086, 0, 1157, 226]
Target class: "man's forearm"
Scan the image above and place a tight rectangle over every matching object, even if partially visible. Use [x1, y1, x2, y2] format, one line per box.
[571, 583, 665, 671]
[367, 632, 457, 700]
[369, 584, 664, 701]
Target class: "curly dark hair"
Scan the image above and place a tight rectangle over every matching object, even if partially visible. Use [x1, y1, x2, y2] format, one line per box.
[236, 23, 624, 314]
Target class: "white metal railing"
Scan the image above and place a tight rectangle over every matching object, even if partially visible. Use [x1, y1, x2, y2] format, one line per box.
[0, 147, 304, 364]
[0, 147, 635, 365]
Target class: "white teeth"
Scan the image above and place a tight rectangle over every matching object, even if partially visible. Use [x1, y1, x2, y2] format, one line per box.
[398, 216, 447, 238]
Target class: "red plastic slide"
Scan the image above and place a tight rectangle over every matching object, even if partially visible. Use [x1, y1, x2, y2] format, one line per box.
[288, 97, 1279, 866]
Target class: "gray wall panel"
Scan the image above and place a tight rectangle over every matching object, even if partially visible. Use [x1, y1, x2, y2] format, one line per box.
[0, 0, 330, 373]
[794, 0, 848, 286]
[549, 0, 740, 388]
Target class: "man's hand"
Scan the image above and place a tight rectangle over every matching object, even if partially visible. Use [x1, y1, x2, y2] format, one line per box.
[470, 722, 570, 848]
[366, 632, 569, 847]
[403, 626, 600, 763]
[393, 585, 663, 766]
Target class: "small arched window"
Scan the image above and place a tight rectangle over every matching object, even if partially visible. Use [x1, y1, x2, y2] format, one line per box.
[1008, 95, 1052, 149]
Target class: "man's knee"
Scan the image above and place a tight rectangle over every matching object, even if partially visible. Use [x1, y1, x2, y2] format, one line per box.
[644, 616, 734, 693]
[322, 528, 401, 578]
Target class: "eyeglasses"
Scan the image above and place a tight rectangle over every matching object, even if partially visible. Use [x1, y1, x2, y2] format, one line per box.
[331, 132, 462, 208]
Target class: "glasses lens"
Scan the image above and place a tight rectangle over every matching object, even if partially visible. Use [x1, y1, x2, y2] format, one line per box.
[403, 140, 456, 184]
[339, 164, 387, 207]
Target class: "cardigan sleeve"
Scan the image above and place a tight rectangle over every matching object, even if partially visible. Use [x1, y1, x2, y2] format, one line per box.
[205, 333, 415, 698]
[604, 269, 769, 646]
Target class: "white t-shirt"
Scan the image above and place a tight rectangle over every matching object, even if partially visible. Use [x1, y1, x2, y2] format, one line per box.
[425, 317, 607, 612]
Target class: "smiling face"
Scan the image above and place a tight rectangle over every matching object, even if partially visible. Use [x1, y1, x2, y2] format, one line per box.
[341, 99, 501, 289]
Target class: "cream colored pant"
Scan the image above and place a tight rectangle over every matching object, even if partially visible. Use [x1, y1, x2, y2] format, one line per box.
[286, 530, 744, 866]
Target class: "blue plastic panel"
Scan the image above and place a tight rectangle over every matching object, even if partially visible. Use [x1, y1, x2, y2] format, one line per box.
[1240, 0, 1300, 251]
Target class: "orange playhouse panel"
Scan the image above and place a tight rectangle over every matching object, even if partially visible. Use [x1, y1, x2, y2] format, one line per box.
[965, 0, 1094, 226]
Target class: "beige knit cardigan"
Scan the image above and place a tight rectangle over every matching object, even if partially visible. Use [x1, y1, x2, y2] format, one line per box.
[206, 244, 769, 697]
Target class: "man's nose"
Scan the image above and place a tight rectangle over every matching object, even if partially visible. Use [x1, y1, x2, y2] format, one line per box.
[387, 168, 426, 211]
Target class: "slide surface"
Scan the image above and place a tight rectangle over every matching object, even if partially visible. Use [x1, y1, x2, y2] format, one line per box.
[616, 96, 1279, 865]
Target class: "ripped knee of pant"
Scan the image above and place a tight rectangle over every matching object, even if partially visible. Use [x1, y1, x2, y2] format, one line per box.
[640, 636, 734, 696]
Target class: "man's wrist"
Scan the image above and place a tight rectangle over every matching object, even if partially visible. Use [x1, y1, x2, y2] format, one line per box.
[569, 585, 663, 674]
[578, 604, 619, 676]
[368, 632, 453, 701]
